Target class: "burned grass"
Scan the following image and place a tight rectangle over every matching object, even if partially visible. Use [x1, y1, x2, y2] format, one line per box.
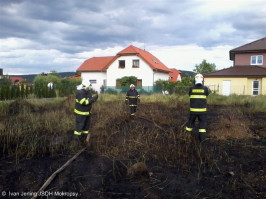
[0, 97, 265, 198]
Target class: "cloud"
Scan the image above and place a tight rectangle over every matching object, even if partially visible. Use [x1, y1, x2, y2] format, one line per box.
[0, 0, 265, 74]
[148, 44, 234, 70]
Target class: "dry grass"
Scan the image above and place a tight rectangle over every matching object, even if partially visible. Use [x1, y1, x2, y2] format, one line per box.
[209, 107, 253, 140]
[0, 98, 78, 160]
[0, 94, 263, 165]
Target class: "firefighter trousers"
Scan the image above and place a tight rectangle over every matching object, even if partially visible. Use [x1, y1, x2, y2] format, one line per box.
[185, 113, 207, 141]
[129, 105, 137, 116]
[74, 114, 91, 135]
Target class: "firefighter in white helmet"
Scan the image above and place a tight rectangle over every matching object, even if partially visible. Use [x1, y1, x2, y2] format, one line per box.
[74, 80, 98, 142]
[185, 74, 209, 142]
[125, 84, 140, 116]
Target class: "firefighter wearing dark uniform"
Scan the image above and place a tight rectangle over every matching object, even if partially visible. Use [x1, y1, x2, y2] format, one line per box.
[185, 74, 209, 142]
[125, 84, 140, 116]
[74, 81, 98, 139]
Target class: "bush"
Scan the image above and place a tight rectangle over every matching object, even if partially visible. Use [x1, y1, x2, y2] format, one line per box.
[117, 76, 137, 86]
[58, 78, 81, 97]
[155, 76, 194, 95]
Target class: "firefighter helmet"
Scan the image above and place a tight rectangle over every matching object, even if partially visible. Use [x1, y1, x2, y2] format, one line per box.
[195, 74, 204, 85]
[130, 84, 135, 88]
[82, 80, 92, 89]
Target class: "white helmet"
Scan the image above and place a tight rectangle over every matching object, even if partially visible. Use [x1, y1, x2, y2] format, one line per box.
[195, 74, 204, 85]
[82, 80, 92, 89]
[130, 84, 135, 88]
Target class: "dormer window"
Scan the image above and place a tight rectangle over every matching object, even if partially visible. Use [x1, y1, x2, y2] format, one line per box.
[251, 55, 263, 65]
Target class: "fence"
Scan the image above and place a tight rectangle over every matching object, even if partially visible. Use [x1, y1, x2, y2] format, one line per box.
[103, 86, 163, 95]
[103, 86, 192, 95]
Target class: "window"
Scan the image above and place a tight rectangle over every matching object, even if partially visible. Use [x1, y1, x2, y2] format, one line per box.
[252, 80, 259, 95]
[136, 79, 142, 86]
[132, 59, 139, 68]
[251, 55, 263, 65]
[119, 60, 125, 68]
[89, 80, 97, 84]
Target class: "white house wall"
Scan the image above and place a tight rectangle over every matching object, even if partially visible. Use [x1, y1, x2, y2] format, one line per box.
[177, 74, 182, 81]
[153, 71, 170, 83]
[81, 72, 106, 92]
[106, 55, 169, 86]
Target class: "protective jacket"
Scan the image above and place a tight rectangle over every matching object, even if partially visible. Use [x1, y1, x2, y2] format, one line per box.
[189, 84, 209, 114]
[126, 89, 139, 106]
[74, 89, 93, 115]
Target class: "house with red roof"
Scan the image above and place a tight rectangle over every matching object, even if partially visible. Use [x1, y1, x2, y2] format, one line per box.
[204, 37, 266, 96]
[10, 77, 24, 84]
[77, 45, 171, 92]
[169, 68, 182, 82]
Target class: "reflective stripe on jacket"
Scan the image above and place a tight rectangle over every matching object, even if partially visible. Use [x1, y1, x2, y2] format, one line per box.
[74, 89, 92, 115]
[189, 85, 209, 114]
[126, 89, 139, 106]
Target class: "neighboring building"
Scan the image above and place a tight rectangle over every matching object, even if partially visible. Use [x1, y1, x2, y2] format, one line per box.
[10, 77, 24, 85]
[77, 45, 171, 92]
[204, 37, 266, 96]
[66, 74, 81, 80]
[169, 68, 182, 82]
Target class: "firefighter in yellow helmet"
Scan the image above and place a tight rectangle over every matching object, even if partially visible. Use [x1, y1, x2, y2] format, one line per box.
[125, 84, 140, 116]
[185, 74, 209, 142]
[74, 80, 98, 141]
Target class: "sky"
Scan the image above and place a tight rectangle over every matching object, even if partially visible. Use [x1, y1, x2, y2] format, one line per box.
[0, 0, 266, 75]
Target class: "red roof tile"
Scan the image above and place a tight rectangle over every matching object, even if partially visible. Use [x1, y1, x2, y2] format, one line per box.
[230, 37, 266, 60]
[204, 65, 266, 77]
[169, 68, 182, 82]
[117, 45, 171, 72]
[77, 45, 171, 72]
[10, 77, 24, 82]
[77, 56, 116, 71]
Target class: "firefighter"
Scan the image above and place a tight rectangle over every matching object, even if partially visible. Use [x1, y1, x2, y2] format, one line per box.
[185, 74, 209, 142]
[125, 84, 140, 116]
[74, 80, 98, 141]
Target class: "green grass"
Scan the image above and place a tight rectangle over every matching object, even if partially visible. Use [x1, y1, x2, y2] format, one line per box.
[208, 94, 266, 112]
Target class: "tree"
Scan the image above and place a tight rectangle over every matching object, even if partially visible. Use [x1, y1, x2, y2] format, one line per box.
[33, 74, 61, 98]
[193, 59, 216, 74]
[25, 85, 29, 98]
[49, 70, 60, 77]
[0, 75, 11, 87]
[117, 76, 137, 86]
[20, 84, 25, 99]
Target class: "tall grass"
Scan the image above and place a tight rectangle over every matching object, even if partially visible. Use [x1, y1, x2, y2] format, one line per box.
[0, 98, 78, 161]
[0, 93, 265, 162]
[208, 94, 266, 112]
